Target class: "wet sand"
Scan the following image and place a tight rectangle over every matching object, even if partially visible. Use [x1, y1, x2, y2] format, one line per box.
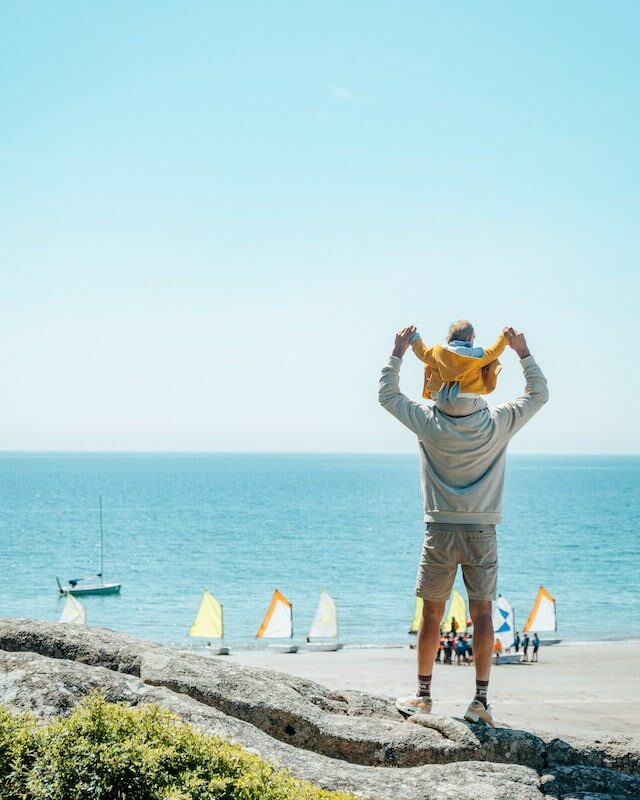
[228, 640, 638, 740]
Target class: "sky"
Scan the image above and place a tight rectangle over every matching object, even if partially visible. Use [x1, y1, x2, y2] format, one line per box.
[1, 2, 639, 453]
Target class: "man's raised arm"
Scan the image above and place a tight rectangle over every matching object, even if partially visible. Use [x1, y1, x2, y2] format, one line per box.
[378, 326, 431, 436]
[493, 327, 549, 437]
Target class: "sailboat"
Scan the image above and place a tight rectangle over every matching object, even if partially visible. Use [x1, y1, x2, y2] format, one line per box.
[256, 589, 298, 653]
[305, 591, 343, 651]
[188, 590, 229, 655]
[442, 589, 468, 634]
[523, 585, 561, 644]
[409, 597, 423, 635]
[59, 593, 86, 624]
[56, 496, 121, 596]
[492, 594, 515, 650]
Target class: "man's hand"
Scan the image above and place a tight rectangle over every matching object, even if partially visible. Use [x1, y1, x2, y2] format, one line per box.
[392, 325, 417, 358]
[502, 327, 531, 359]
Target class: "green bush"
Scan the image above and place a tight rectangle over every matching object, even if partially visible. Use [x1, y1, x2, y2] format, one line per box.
[0, 693, 355, 800]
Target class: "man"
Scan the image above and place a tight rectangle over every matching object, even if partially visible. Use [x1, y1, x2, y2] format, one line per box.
[379, 325, 548, 726]
[522, 633, 531, 662]
[532, 632, 540, 662]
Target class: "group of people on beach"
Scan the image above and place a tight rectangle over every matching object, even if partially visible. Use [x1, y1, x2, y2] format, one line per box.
[436, 618, 542, 667]
[436, 632, 473, 665]
[509, 631, 541, 662]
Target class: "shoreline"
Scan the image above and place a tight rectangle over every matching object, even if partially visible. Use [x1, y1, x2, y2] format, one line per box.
[179, 635, 640, 651]
[220, 639, 639, 740]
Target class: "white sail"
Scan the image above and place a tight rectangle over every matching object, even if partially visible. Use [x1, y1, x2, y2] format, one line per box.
[524, 586, 557, 632]
[492, 595, 515, 649]
[308, 591, 338, 639]
[256, 589, 293, 639]
[59, 593, 86, 624]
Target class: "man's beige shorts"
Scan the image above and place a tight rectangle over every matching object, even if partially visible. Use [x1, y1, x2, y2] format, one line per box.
[415, 523, 498, 602]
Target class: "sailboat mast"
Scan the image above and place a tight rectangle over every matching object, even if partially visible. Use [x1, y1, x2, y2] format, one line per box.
[99, 495, 104, 581]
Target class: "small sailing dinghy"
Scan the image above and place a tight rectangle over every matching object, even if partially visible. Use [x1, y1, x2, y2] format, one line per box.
[305, 591, 343, 651]
[493, 594, 515, 650]
[59, 593, 86, 624]
[188, 590, 229, 655]
[56, 496, 121, 596]
[492, 594, 522, 662]
[523, 585, 561, 644]
[256, 589, 298, 653]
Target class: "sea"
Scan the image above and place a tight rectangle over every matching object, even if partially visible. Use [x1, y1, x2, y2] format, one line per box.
[0, 453, 638, 648]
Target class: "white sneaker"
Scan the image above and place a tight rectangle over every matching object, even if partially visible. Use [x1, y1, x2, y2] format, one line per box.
[463, 699, 495, 727]
[395, 693, 433, 716]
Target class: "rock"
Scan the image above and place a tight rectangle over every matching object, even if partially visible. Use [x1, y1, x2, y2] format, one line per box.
[0, 651, 541, 800]
[0, 619, 547, 768]
[0, 619, 638, 799]
[540, 765, 640, 799]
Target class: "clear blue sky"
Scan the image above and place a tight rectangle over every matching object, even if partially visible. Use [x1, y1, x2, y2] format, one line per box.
[1, 2, 638, 452]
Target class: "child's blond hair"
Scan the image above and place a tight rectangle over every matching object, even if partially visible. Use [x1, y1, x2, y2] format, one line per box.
[447, 319, 475, 343]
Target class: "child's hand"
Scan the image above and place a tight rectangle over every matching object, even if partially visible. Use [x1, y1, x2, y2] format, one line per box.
[503, 327, 531, 359]
[392, 325, 417, 358]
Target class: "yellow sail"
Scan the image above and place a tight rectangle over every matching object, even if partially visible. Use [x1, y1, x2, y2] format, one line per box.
[409, 597, 423, 634]
[442, 589, 467, 634]
[188, 590, 223, 639]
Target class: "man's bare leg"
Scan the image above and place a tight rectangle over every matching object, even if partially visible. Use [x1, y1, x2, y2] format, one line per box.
[469, 599, 493, 681]
[395, 599, 444, 716]
[417, 599, 446, 676]
[464, 599, 496, 726]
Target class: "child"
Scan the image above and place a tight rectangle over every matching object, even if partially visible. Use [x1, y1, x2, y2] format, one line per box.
[409, 319, 507, 404]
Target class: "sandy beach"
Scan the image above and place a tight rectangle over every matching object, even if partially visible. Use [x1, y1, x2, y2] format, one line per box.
[227, 640, 638, 741]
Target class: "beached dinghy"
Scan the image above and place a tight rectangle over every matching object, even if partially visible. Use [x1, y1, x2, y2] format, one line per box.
[492, 594, 523, 662]
[188, 590, 229, 655]
[305, 591, 343, 651]
[493, 594, 516, 649]
[524, 585, 561, 644]
[256, 589, 298, 653]
[56, 496, 121, 596]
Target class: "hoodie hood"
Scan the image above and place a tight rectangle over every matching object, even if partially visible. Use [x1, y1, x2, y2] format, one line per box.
[433, 396, 488, 417]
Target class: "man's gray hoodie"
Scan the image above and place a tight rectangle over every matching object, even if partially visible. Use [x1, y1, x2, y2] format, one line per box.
[379, 354, 549, 525]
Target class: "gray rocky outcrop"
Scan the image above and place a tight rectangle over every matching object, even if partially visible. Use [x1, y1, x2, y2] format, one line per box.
[0, 619, 638, 800]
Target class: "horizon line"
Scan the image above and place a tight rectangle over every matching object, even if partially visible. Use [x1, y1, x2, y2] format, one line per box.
[0, 450, 638, 457]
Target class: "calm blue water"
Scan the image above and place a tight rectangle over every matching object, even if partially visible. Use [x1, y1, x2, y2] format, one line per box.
[0, 454, 638, 646]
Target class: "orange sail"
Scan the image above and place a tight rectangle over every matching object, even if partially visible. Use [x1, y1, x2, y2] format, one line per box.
[523, 586, 556, 632]
[256, 589, 293, 638]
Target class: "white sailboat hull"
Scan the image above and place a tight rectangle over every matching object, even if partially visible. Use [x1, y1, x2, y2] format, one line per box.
[268, 644, 299, 653]
[59, 582, 121, 596]
[305, 642, 343, 652]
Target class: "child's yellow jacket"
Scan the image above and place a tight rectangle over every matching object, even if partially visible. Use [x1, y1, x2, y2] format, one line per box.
[411, 333, 508, 400]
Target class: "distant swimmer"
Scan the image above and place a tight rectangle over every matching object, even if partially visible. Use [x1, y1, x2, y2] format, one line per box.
[380, 323, 548, 727]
